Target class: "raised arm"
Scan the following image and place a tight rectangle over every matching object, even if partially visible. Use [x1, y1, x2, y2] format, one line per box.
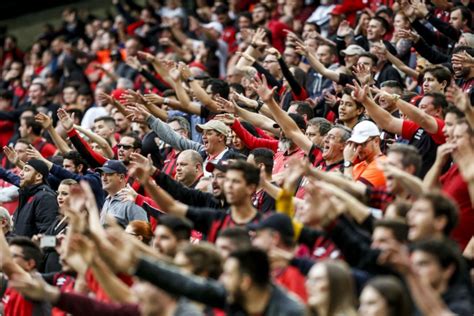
[294, 39, 340, 83]
[179, 63, 221, 113]
[217, 96, 280, 137]
[0, 226, 29, 278]
[129, 153, 188, 218]
[372, 42, 419, 79]
[74, 125, 115, 159]
[391, 94, 439, 134]
[251, 74, 313, 153]
[35, 112, 71, 154]
[351, 82, 404, 135]
[167, 63, 202, 115]
[128, 102, 203, 152]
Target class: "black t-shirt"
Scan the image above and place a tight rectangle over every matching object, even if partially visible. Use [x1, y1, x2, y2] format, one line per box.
[186, 207, 262, 242]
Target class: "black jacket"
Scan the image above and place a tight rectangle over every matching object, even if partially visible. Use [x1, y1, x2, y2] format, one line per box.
[13, 183, 59, 238]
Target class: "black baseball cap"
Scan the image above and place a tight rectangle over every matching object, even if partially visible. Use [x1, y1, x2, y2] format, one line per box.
[26, 159, 49, 183]
[97, 160, 127, 174]
[205, 152, 247, 173]
[248, 213, 294, 239]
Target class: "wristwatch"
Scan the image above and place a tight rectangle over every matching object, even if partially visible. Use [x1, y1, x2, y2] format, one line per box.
[343, 161, 353, 168]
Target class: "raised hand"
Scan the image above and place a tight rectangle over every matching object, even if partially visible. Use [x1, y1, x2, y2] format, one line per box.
[122, 89, 146, 105]
[137, 51, 156, 63]
[178, 62, 193, 81]
[214, 113, 236, 125]
[251, 28, 268, 49]
[144, 93, 164, 105]
[26, 145, 44, 161]
[129, 153, 156, 184]
[65, 234, 96, 275]
[348, 79, 370, 103]
[372, 41, 387, 56]
[103, 227, 139, 273]
[216, 96, 237, 114]
[337, 20, 353, 37]
[125, 56, 142, 70]
[265, 47, 281, 59]
[410, 0, 429, 18]
[57, 108, 74, 132]
[97, 91, 115, 106]
[397, 29, 420, 43]
[294, 39, 308, 57]
[446, 83, 470, 113]
[117, 183, 138, 202]
[126, 102, 152, 122]
[324, 91, 339, 108]
[250, 74, 276, 103]
[3, 146, 19, 165]
[35, 112, 52, 129]
[282, 158, 310, 193]
[352, 64, 373, 85]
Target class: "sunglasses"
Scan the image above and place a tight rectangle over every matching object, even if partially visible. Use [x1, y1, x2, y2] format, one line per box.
[118, 144, 134, 150]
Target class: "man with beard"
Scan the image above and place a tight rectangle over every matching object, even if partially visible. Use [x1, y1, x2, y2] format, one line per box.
[452, 46, 474, 102]
[152, 215, 193, 258]
[0, 159, 58, 237]
[112, 109, 132, 136]
[343, 120, 387, 187]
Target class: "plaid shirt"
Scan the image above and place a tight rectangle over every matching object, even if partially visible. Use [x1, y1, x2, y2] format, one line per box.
[365, 186, 395, 211]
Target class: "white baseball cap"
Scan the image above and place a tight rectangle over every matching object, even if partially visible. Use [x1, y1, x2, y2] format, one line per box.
[348, 120, 380, 144]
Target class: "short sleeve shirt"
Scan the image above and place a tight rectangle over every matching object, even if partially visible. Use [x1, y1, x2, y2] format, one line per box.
[186, 207, 262, 243]
[401, 118, 445, 177]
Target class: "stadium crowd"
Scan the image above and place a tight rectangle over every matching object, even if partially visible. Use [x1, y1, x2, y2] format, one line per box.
[0, 0, 473, 315]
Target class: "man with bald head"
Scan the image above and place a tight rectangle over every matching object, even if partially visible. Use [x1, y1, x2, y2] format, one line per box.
[175, 150, 203, 188]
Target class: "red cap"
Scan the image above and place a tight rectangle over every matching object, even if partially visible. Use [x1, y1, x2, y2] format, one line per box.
[111, 88, 126, 104]
[331, 5, 345, 16]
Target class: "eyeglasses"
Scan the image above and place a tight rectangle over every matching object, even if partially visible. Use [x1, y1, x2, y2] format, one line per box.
[117, 144, 134, 150]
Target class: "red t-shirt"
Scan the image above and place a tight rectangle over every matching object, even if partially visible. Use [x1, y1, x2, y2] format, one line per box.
[440, 164, 474, 250]
[267, 20, 291, 53]
[401, 118, 445, 177]
[274, 266, 307, 303]
[32, 137, 57, 159]
[2, 288, 34, 316]
[273, 148, 306, 175]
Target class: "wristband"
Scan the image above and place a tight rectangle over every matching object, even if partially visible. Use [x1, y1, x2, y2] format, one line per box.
[256, 100, 264, 112]
[187, 77, 195, 83]
[163, 97, 170, 105]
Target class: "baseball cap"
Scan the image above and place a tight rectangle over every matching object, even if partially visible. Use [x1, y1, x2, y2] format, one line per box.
[196, 120, 230, 136]
[348, 120, 381, 144]
[330, 5, 345, 16]
[205, 152, 247, 173]
[97, 160, 128, 174]
[248, 213, 294, 239]
[26, 159, 49, 183]
[341, 44, 366, 56]
[202, 21, 224, 34]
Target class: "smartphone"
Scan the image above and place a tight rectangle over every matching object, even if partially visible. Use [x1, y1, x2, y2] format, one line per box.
[40, 235, 57, 248]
